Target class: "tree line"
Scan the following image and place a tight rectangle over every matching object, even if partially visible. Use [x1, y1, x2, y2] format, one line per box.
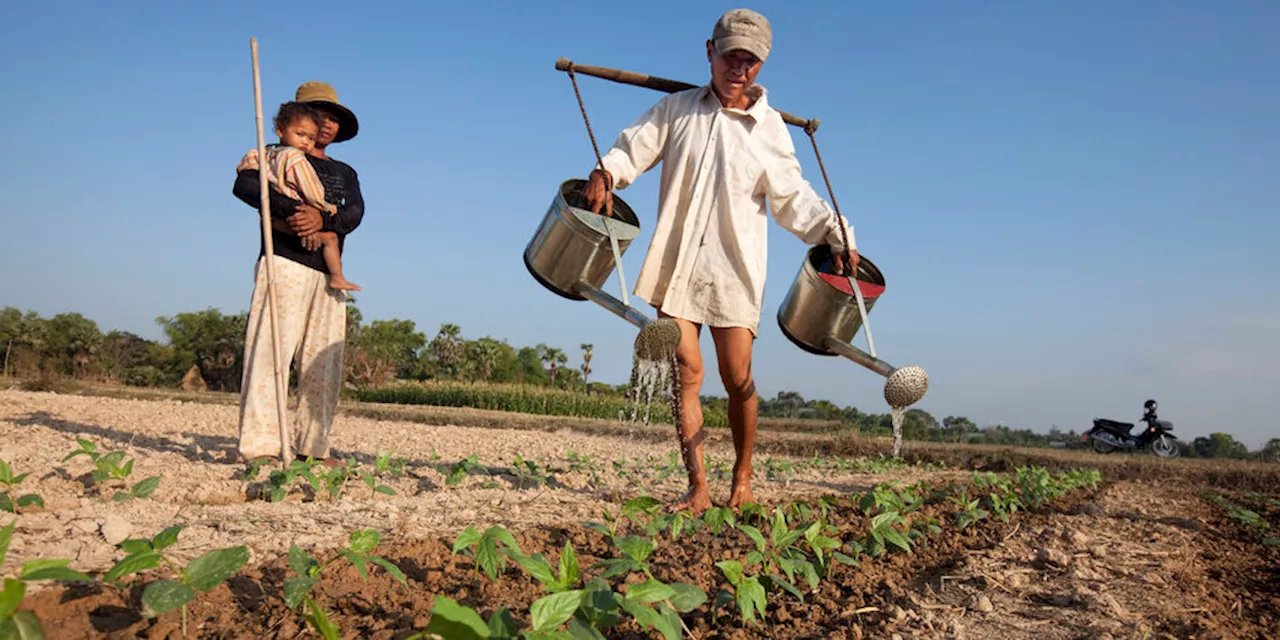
[2, 303, 1275, 462]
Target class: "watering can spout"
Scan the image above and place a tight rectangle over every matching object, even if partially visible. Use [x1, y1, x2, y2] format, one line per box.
[576, 281, 651, 330]
[824, 338, 895, 379]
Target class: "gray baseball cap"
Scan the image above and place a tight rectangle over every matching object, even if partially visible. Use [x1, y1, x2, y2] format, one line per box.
[712, 9, 772, 62]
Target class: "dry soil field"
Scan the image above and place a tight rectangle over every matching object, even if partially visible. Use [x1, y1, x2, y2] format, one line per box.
[1, 387, 1277, 639]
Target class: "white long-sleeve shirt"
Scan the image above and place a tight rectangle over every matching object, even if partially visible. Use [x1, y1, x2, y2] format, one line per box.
[598, 83, 855, 336]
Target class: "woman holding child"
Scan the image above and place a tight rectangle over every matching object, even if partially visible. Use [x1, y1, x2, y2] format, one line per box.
[231, 81, 365, 467]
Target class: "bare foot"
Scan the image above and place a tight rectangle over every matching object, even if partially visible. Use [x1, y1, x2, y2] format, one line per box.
[671, 486, 712, 515]
[728, 479, 754, 510]
[328, 276, 362, 292]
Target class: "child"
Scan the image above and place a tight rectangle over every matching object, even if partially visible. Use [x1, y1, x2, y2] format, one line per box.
[256, 101, 360, 292]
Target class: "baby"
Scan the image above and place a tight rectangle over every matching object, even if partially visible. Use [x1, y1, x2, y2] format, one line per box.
[254, 101, 360, 292]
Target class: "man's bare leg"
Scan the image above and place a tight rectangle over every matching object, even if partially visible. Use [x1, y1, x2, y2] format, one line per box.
[318, 232, 361, 292]
[711, 326, 758, 509]
[660, 311, 712, 514]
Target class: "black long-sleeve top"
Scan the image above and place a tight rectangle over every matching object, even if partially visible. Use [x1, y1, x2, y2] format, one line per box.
[232, 154, 365, 274]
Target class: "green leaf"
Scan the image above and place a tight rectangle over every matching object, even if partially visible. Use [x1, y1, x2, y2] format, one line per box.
[19, 560, 92, 582]
[14, 496, 42, 510]
[1, 578, 26, 621]
[476, 538, 502, 581]
[530, 590, 584, 631]
[0, 610, 46, 640]
[739, 525, 766, 553]
[283, 576, 317, 610]
[374, 485, 396, 495]
[117, 539, 151, 555]
[452, 526, 481, 554]
[151, 525, 184, 551]
[558, 541, 579, 588]
[186, 546, 249, 592]
[141, 580, 195, 617]
[104, 551, 161, 583]
[368, 554, 408, 585]
[578, 578, 621, 628]
[425, 596, 490, 640]
[348, 529, 380, 553]
[622, 496, 661, 518]
[620, 598, 667, 639]
[883, 528, 913, 553]
[624, 579, 675, 605]
[652, 603, 683, 640]
[833, 551, 859, 567]
[130, 477, 161, 499]
[768, 573, 805, 602]
[339, 549, 369, 580]
[0, 495, 12, 514]
[486, 607, 518, 639]
[715, 559, 744, 586]
[596, 558, 638, 579]
[507, 550, 558, 587]
[739, 576, 767, 625]
[613, 537, 654, 563]
[110, 492, 130, 502]
[566, 618, 607, 640]
[666, 582, 707, 613]
[288, 544, 319, 577]
[0, 521, 13, 566]
[302, 595, 341, 640]
[670, 514, 685, 540]
[485, 526, 521, 553]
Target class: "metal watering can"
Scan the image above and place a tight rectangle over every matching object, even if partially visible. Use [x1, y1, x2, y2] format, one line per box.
[523, 179, 680, 356]
[777, 245, 930, 408]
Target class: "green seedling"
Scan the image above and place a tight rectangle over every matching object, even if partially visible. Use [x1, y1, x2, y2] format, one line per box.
[263, 458, 325, 503]
[735, 509, 810, 599]
[373, 449, 407, 478]
[0, 459, 42, 514]
[503, 538, 580, 593]
[285, 529, 407, 639]
[714, 559, 767, 627]
[61, 439, 159, 502]
[452, 525, 520, 581]
[702, 506, 737, 535]
[358, 469, 397, 496]
[1, 519, 93, 638]
[409, 596, 518, 640]
[103, 524, 248, 636]
[510, 453, 550, 490]
[447, 455, 481, 486]
[949, 491, 990, 530]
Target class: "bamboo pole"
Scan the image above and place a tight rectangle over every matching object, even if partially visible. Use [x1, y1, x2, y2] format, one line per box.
[250, 37, 294, 467]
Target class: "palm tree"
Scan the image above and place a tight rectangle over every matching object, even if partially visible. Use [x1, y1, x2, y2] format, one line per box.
[539, 345, 568, 388]
[580, 343, 594, 392]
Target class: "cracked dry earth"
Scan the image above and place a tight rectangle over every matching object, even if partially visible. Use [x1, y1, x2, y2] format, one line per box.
[2, 389, 1277, 639]
[0, 390, 961, 586]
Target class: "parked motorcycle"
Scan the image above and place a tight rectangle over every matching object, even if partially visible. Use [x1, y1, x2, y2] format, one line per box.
[1084, 399, 1180, 458]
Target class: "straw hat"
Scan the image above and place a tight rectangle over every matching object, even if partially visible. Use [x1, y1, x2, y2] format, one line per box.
[295, 81, 358, 143]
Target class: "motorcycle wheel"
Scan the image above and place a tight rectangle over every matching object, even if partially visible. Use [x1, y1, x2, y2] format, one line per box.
[1091, 437, 1115, 454]
[1151, 435, 1179, 458]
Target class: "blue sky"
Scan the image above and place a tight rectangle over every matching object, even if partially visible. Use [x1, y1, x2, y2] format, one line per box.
[2, 1, 1277, 448]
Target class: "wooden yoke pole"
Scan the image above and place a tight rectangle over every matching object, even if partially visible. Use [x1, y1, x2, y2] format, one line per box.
[554, 58, 820, 132]
[250, 38, 294, 467]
